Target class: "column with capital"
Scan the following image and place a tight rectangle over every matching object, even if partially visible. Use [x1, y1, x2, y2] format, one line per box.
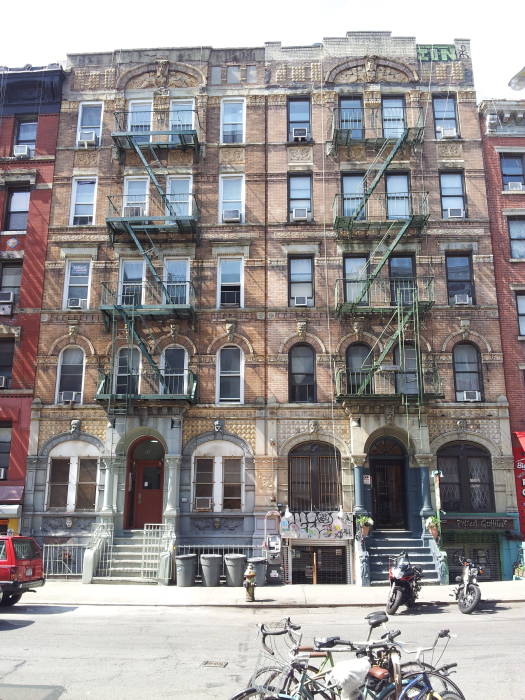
[164, 455, 181, 529]
[352, 454, 367, 514]
[100, 456, 118, 521]
[415, 453, 435, 518]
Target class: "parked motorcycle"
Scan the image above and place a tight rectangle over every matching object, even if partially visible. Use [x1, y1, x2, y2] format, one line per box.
[453, 558, 482, 614]
[386, 551, 422, 615]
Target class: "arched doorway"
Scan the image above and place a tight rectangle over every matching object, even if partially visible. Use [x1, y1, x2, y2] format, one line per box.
[288, 442, 341, 511]
[369, 437, 407, 529]
[125, 438, 165, 529]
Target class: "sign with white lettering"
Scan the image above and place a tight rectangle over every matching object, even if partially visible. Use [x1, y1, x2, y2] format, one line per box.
[442, 518, 514, 530]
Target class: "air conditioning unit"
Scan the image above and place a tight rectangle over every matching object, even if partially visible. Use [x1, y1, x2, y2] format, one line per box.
[507, 181, 524, 191]
[442, 128, 458, 138]
[59, 391, 81, 404]
[13, 144, 30, 158]
[292, 127, 309, 142]
[0, 468, 6, 480]
[0, 292, 14, 304]
[194, 497, 212, 511]
[293, 296, 310, 307]
[67, 298, 87, 309]
[446, 208, 465, 219]
[379, 364, 400, 371]
[73, 216, 92, 226]
[123, 205, 145, 218]
[222, 209, 241, 223]
[292, 207, 309, 221]
[78, 131, 98, 148]
[0, 376, 7, 388]
[453, 294, 472, 305]
[457, 390, 481, 402]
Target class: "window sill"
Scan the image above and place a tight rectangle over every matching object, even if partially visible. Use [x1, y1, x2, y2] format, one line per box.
[1, 230, 26, 236]
[518, 336, 525, 341]
[502, 190, 525, 195]
[509, 258, 525, 263]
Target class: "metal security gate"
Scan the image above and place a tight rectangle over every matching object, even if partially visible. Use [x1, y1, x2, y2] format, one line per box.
[443, 533, 501, 582]
[290, 544, 347, 584]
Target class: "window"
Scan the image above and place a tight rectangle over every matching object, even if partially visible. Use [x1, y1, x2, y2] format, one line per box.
[389, 256, 415, 306]
[386, 173, 410, 220]
[218, 346, 242, 403]
[5, 189, 30, 231]
[453, 343, 482, 401]
[226, 66, 240, 83]
[289, 344, 315, 402]
[433, 96, 458, 138]
[289, 257, 314, 307]
[344, 256, 368, 305]
[288, 98, 311, 141]
[0, 263, 22, 304]
[246, 65, 257, 83]
[218, 258, 242, 308]
[288, 442, 341, 511]
[15, 118, 37, 155]
[0, 423, 11, 474]
[164, 259, 189, 305]
[346, 343, 373, 394]
[123, 177, 148, 216]
[76, 103, 102, 146]
[382, 97, 405, 138]
[119, 260, 144, 306]
[127, 101, 152, 144]
[517, 294, 525, 335]
[394, 344, 418, 395]
[193, 453, 244, 512]
[0, 339, 14, 388]
[509, 219, 525, 258]
[170, 100, 193, 132]
[438, 443, 494, 513]
[47, 456, 98, 511]
[440, 173, 466, 219]
[221, 99, 244, 143]
[70, 178, 96, 226]
[161, 346, 187, 394]
[167, 177, 192, 217]
[115, 347, 140, 395]
[210, 67, 222, 84]
[339, 97, 363, 138]
[342, 174, 365, 219]
[446, 254, 474, 305]
[288, 174, 312, 221]
[64, 260, 90, 309]
[219, 175, 244, 223]
[56, 347, 84, 402]
[500, 154, 525, 190]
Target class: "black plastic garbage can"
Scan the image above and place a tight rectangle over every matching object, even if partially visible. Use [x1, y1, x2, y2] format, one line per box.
[248, 557, 267, 587]
[175, 553, 197, 587]
[200, 554, 223, 586]
[224, 553, 247, 586]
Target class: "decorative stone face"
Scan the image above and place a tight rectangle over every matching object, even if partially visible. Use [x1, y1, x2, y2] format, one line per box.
[288, 146, 312, 163]
[219, 148, 245, 164]
[126, 70, 199, 89]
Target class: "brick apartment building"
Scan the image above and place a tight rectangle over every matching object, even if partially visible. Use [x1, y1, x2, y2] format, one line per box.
[480, 99, 525, 537]
[20, 32, 520, 583]
[0, 65, 64, 535]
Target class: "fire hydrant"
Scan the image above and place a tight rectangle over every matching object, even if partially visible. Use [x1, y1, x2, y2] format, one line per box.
[243, 562, 256, 602]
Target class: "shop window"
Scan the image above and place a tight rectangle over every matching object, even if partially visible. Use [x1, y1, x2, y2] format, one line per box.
[438, 442, 495, 513]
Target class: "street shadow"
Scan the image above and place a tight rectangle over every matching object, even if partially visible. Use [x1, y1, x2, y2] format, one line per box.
[0, 684, 65, 699]
[4, 605, 77, 616]
[0, 619, 35, 631]
[469, 600, 509, 615]
[393, 602, 449, 616]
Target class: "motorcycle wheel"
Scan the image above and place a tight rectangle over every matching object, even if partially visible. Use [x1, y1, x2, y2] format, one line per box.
[386, 587, 403, 615]
[457, 583, 481, 614]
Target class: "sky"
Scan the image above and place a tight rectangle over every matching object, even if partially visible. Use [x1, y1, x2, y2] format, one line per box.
[1, 0, 524, 102]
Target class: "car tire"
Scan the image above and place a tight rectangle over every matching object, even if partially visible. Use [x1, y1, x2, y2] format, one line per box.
[0, 593, 23, 607]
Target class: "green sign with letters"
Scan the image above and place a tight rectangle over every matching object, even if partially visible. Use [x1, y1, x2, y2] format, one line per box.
[417, 45, 458, 62]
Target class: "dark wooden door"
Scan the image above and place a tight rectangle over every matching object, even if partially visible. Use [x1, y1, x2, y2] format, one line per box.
[371, 459, 406, 528]
[133, 459, 163, 528]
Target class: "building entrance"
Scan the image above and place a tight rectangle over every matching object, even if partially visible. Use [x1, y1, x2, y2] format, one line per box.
[126, 438, 164, 529]
[290, 545, 347, 584]
[369, 437, 407, 529]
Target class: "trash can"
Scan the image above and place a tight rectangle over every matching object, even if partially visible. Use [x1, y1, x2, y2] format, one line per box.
[266, 562, 282, 584]
[200, 554, 223, 587]
[175, 553, 197, 587]
[224, 553, 247, 586]
[248, 557, 267, 587]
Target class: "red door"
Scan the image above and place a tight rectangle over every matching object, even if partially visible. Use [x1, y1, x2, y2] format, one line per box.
[133, 459, 163, 528]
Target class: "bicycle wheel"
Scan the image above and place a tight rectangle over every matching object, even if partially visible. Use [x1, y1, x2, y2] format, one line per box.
[400, 661, 435, 675]
[229, 689, 279, 700]
[402, 671, 465, 700]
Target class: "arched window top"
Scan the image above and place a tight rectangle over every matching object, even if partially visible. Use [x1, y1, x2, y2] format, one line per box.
[437, 441, 494, 512]
[290, 441, 340, 457]
[289, 344, 315, 403]
[217, 345, 242, 404]
[369, 437, 406, 456]
[437, 441, 489, 458]
[60, 346, 85, 364]
[57, 346, 85, 402]
[346, 343, 372, 368]
[453, 342, 480, 361]
[453, 343, 482, 401]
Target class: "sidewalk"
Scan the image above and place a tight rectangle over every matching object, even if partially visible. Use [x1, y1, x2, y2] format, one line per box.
[21, 579, 525, 608]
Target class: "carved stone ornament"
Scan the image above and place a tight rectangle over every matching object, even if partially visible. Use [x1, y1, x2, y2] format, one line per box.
[308, 420, 319, 434]
[364, 56, 378, 83]
[219, 148, 245, 164]
[213, 419, 224, 434]
[126, 63, 198, 89]
[68, 324, 79, 339]
[384, 405, 395, 425]
[297, 321, 307, 339]
[70, 419, 81, 437]
[438, 141, 463, 159]
[225, 322, 236, 342]
[288, 146, 312, 163]
[169, 322, 179, 339]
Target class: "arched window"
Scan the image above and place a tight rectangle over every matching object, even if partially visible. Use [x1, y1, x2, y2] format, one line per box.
[289, 344, 315, 402]
[161, 346, 187, 394]
[288, 442, 341, 511]
[394, 344, 418, 395]
[47, 440, 99, 512]
[437, 442, 494, 512]
[453, 343, 482, 401]
[217, 346, 242, 403]
[346, 343, 373, 394]
[115, 347, 140, 394]
[193, 440, 244, 512]
[57, 347, 85, 403]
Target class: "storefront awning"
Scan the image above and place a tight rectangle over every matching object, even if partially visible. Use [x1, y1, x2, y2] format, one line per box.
[513, 432, 525, 454]
[0, 485, 24, 503]
[0, 504, 21, 518]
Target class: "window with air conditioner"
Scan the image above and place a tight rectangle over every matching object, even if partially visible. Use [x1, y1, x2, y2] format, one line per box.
[453, 343, 482, 401]
[46, 451, 99, 512]
[0, 340, 14, 390]
[218, 258, 243, 308]
[446, 254, 474, 305]
[5, 189, 30, 231]
[127, 101, 152, 144]
[14, 117, 37, 156]
[288, 175, 312, 222]
[440, 173, 466, 219]
[217, 346, 243, 403]
[123, 177, 148, 218]
[76, 103, 102, 146]
[288, 98, 311, 142]
[119, 260, 145, 306]
[0, 263, 22, 306]
[500, 154, 525, 191]
[289, 344, 316, 402]
[166, 177, 191, 218]
[289, 257, 314, 307]
[433, 96, 458, 139]
[70, 178, 96, 226]
[56, 347, 84, 404]
[193, 450, 244, 512]
[64, 260, 90, 310]
[219, 175, 244, 223]
[0, 423, 12, 476]
[516, 294, 525, 335]
[221, 99, 244, 143]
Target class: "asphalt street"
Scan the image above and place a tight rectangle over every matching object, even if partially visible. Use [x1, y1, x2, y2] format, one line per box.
[0, 600, 523, 699]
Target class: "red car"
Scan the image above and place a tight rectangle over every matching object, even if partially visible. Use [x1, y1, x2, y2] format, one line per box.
[0, 535, 45, 606]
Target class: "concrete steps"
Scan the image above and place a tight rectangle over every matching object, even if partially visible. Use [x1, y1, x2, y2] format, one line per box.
[96, 530, 158, 583]
[367, 530, 440, 586]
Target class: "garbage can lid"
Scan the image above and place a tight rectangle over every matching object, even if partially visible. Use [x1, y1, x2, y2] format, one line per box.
[175, 553, 197, 560]
[224, 553, 247, 560]
[200, 553, 223, 560]
[248, 557, 267, 564]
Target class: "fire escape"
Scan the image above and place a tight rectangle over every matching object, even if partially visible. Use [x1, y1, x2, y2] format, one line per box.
[96, 106, 201, 415]
[329, 100, 441, 408]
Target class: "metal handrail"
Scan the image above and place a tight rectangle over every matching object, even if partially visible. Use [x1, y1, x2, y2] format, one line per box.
[107, 193, 200, 221]
[114, 109, 202, 136]
[100, 279, 196, 308]
[335, 365, 442, 398]
[335, 276, 434, 309]
[330, 106, 423, 142]
[333, 191, 429, 224]
[96, 369, 197, 400]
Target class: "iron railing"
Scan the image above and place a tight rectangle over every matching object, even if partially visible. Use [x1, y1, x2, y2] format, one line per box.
[107, 193, 200, 224]
[335, 365, 442, 399]
[100, 279, 195, 310]
[43, 543, 87, 578]
[333, 191, 429, 226]
[176, 545, 263, 583]
[329, 106, 423, 143]
[113, 109, 202, 142]
[335, 276, 434, 310]
[142, 523, 175, 580]
[96, 368, 198, 402]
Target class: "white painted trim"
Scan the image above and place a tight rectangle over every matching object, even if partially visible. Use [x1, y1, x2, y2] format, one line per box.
[69, 177, 97, 227]
[219, 173, 245, 224]
[191, 441, 245, 512]
[54, 345, 86, 405]
[62, 259, 92, 310]
[160, 344, 188, 394]
[220, 97, 245, 145]
[217, 256, 244, 309]
[76, 101, 104, 147]
[216, 344, 244, 405]
[166, 175, 193, 216]
[170, 98, 195, 129]
[123, 175, 150, 215]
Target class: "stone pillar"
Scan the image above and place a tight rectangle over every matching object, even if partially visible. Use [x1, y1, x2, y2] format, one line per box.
[100, 457, 116, 521]
[352, 454, 367, 514]
[164, 455, 181, 529]
[415, 454, 434, 517]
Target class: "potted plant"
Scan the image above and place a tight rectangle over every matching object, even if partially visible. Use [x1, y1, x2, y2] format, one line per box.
[425, 514, 440, 540]
[356, 515, 374, 538]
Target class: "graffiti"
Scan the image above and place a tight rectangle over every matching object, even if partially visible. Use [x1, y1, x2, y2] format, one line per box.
[417, 45, 458, 62]
[280, 510, 354, 540]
